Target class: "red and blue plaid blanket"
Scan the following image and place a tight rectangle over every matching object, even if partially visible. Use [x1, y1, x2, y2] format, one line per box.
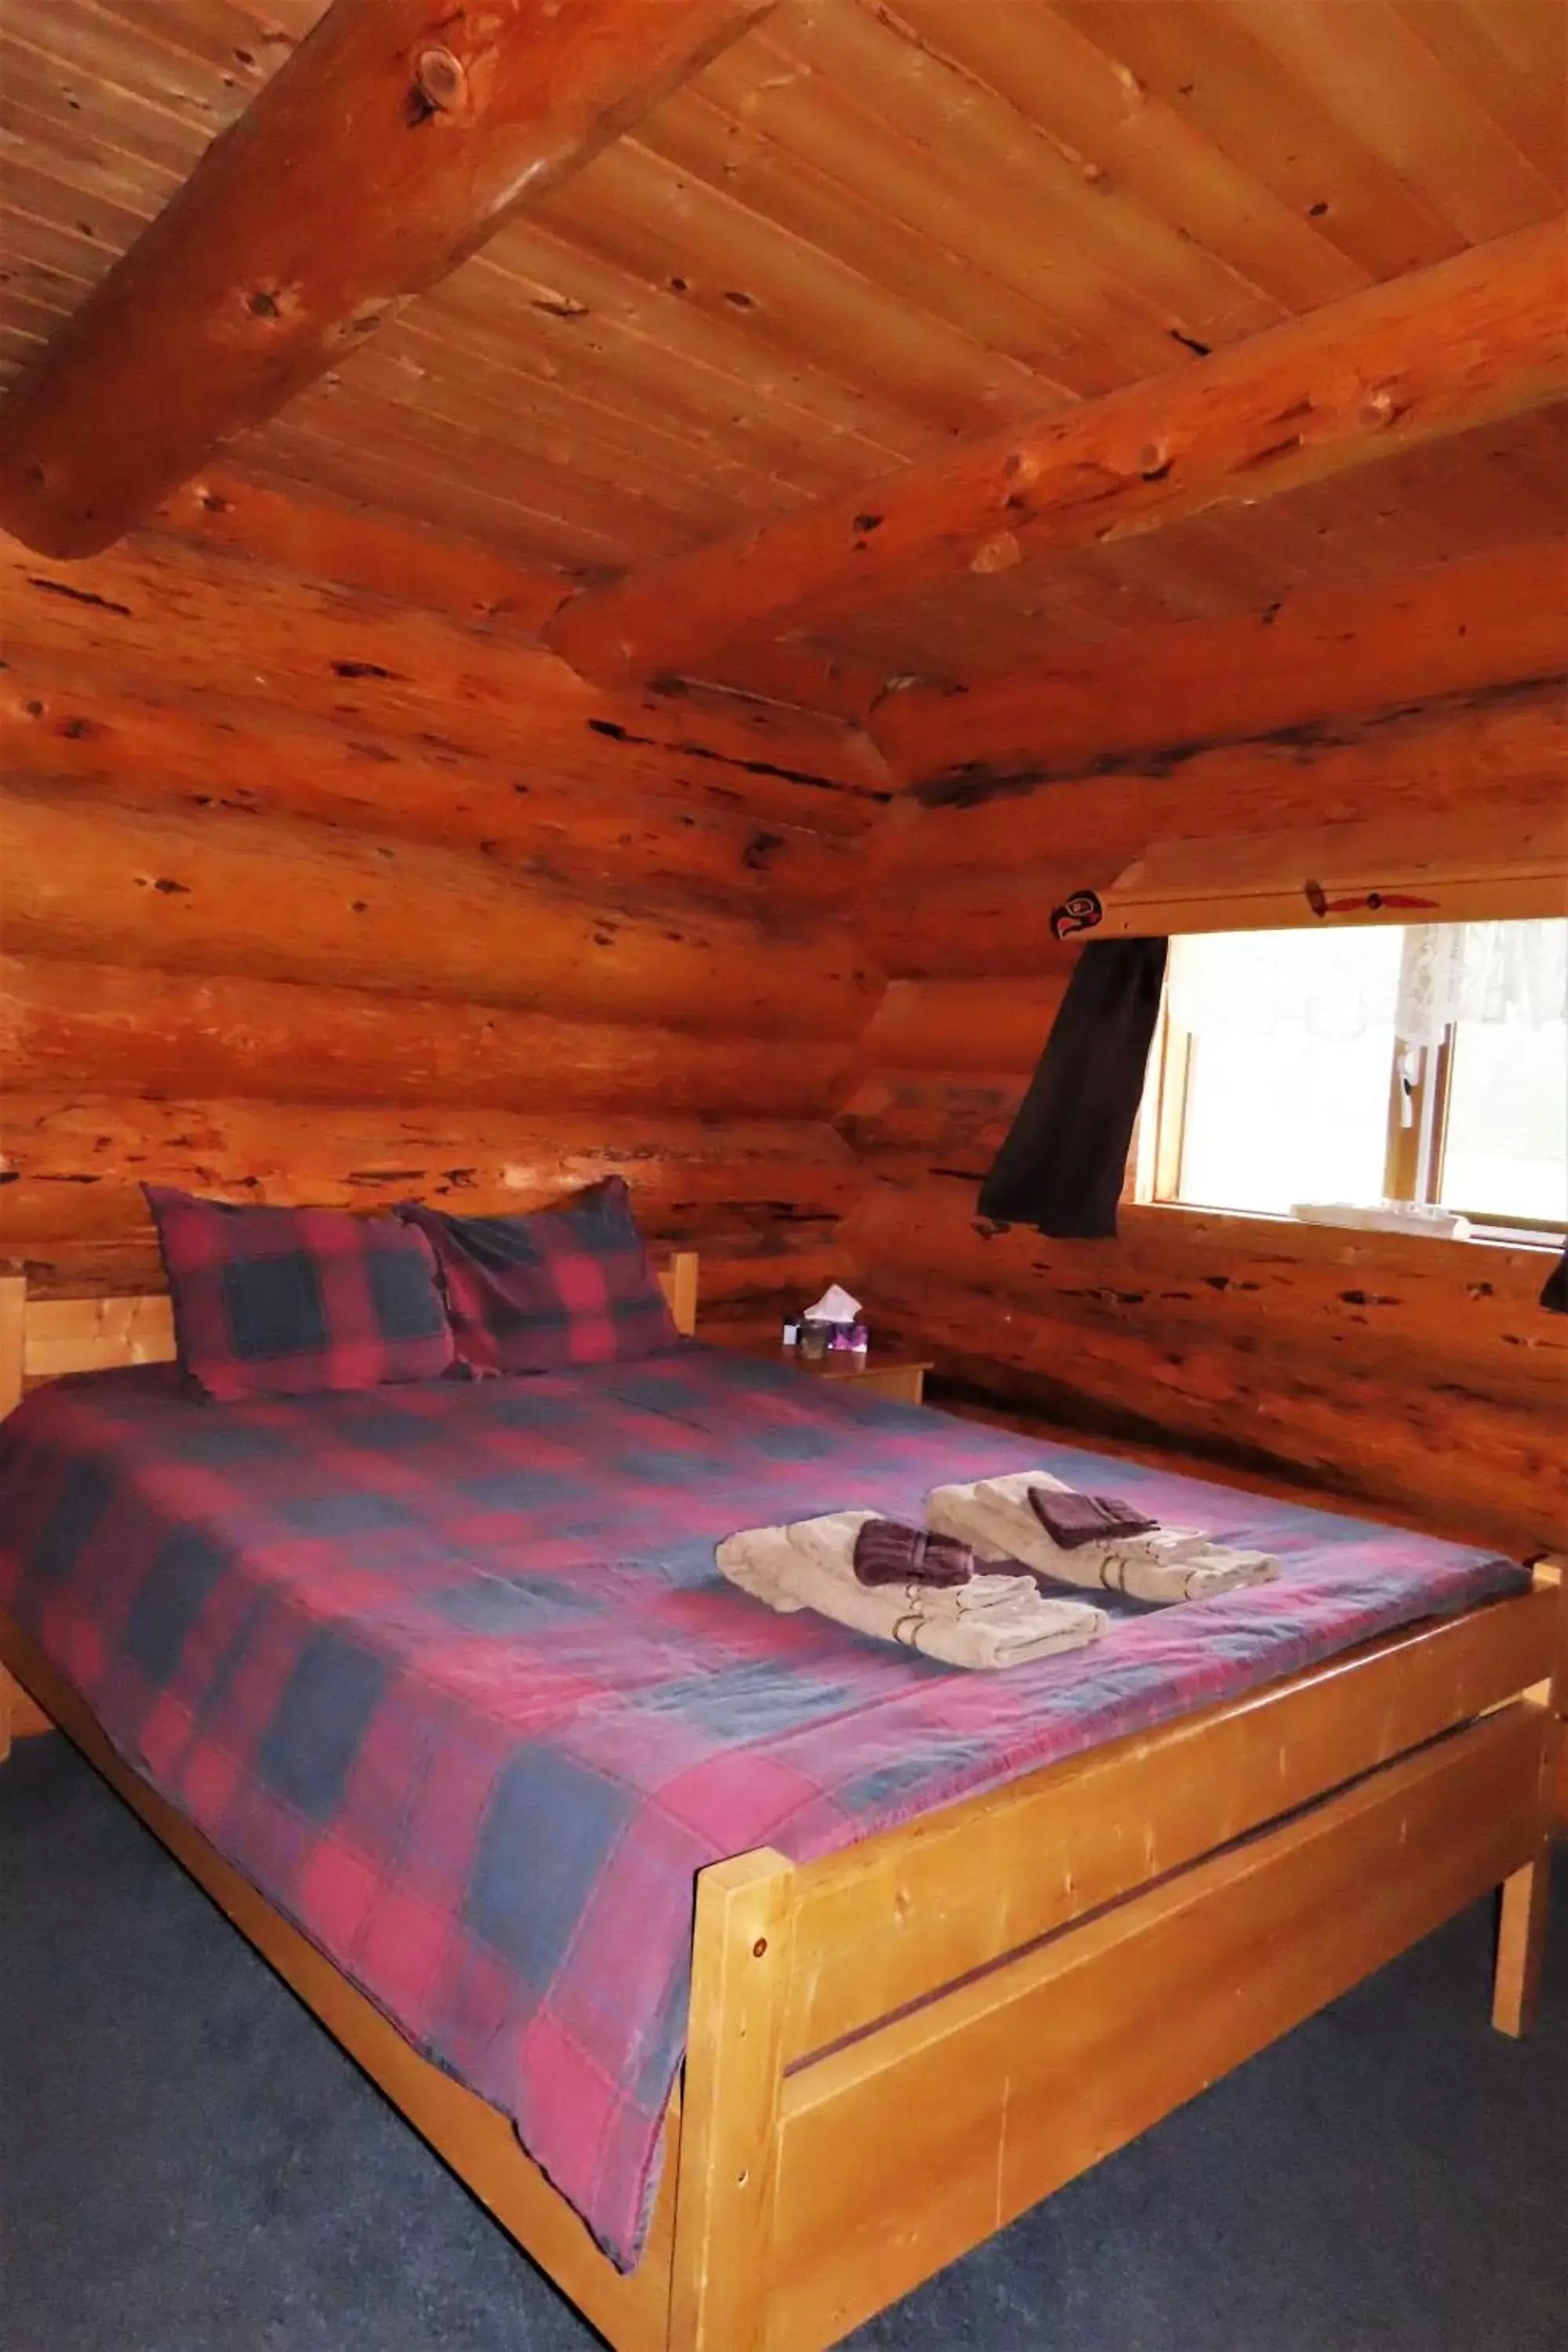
[0, 1348, 1527, 2266]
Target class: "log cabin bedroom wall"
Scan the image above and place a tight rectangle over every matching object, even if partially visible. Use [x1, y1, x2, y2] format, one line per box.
[0, 4, 1565, 2346]
[0, 497, 881, 1330]
[847, 523, 1568, 1561]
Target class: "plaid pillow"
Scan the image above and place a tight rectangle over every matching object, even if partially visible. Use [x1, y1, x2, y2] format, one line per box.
[397, 1178, 679, 1376]
[145, 1187, 454, 1402]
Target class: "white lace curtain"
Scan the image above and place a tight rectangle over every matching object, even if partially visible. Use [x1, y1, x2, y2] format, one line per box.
[1167, 920, 1568, 1047]
[1396, 920, 1568, 1044]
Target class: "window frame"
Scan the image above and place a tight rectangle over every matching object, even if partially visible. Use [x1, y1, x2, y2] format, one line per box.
[1137, 928, 1566, 1247]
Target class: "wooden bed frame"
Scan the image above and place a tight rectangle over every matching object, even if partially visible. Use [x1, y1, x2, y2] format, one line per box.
[0, 1265, 1560, 2352]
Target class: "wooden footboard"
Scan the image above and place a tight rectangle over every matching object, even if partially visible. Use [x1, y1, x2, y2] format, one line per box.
[671, 1576, 1560, 2351]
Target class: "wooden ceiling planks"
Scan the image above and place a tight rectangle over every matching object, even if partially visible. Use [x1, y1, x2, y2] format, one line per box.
[1051, 0, 1546, 278]
[0, 0, 784, 556]
[879, 0, 1372, 318]
[1221, 0, 1562, 245]
[1399, 2, 1567, 192]
[762, 1, 1290, 358]
[0, 0, 1561, 711]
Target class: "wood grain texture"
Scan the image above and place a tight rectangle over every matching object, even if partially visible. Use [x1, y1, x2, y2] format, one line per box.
[782, 1581, 1560, 2063]
[0, 955, 855, 1120]
[0, 791, 875, 1039]
[0, 1093, 860, 1284]
[0, 658, 858, 917]
[0, 527, 890, 838]
[670, 1849, 797, 2352]
[0, 0, 779, 555]
[844, 606, 1566, 1550]
[0, 512, 873, 1330]
[770, 1702, 1545, 2350]
[850, 1179, 1565, 1402]
[548, 221, 1568, 684]
[0, 0, 1562, 697]
[869, 715, 1568, 983]
[1494, 1847, 1554, 2038]
[844, 1167, 1566, 1547]
[879, 672, 1568, 878]
[15, 1257, 700, 1380]
[858, 975, 1073, 1072]
[1087, 806, 1567, 937]
[0, 1274, 22, 1417]
[151, 470, 573, 634]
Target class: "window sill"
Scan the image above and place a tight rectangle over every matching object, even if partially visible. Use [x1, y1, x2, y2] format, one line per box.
[1138, 1198, 1563, 1255]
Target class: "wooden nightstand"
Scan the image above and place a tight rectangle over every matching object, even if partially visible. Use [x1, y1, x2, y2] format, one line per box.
[779, 1351, 931, 1406]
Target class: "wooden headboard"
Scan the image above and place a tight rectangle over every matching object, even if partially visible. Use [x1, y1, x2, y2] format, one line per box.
[0, 1251, 700, 1418]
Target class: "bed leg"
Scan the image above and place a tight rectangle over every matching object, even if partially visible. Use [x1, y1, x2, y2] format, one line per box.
[0, 1272, 23, 1421]
[1, 1275, 20, 1760]
[1494, 1560, 1566, 2038]
[0, 1662, 54, 1754]
[1493, 1844, 1551, 2039]
[669, 1846, 796, 2352]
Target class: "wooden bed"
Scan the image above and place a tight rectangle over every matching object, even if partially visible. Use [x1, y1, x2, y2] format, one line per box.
[0, 1265, 1560, 2352]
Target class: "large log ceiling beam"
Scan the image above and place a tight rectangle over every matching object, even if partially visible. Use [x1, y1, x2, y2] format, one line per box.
[546, 220, 1568, 688]
[0, 0, 775, 560]
[875, 539, 1568, 793]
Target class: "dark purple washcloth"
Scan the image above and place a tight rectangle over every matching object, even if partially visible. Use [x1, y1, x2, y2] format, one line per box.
[852, 1519, 975, 1588]
[1029, 1486, 1160, 1551]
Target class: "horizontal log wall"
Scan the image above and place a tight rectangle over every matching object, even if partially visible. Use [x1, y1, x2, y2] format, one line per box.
[0, 516, 881, 1322]
[846, 616, 1568, 1553]
[872, 543, 1567, 789]
[874, 676, 1566, 974]
[0, 533, 889, 834]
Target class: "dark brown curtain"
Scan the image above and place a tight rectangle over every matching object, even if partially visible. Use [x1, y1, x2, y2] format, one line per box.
[978, 937, 1168, 1240]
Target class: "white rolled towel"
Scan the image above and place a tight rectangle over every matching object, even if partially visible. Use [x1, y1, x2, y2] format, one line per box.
[925, 1472, 1279, 1604]
[716, 1510, 1106, 1670]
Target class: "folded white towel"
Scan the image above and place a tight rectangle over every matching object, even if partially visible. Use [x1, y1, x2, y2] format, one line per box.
[716, 1510, 1106, 1670]
[925, 1472, 1279, 1604]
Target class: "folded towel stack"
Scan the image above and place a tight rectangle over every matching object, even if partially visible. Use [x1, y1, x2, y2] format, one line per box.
[717, 1511, 1106, 1670]
[926, 1472, 1279, 1603]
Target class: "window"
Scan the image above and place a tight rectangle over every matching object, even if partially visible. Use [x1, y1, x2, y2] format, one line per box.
[1142, 919, 1567, 1240]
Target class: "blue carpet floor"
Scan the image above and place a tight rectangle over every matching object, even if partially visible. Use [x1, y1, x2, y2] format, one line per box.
[1, 1733, 1563, 2352]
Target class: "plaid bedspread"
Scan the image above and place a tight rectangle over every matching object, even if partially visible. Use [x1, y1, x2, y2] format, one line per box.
[0, 1347, 1528, 2267]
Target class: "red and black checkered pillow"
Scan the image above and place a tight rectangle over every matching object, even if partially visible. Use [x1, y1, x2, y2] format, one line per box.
[145, 1187, 455, 1402]
[397, 1178, 679, 1377]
